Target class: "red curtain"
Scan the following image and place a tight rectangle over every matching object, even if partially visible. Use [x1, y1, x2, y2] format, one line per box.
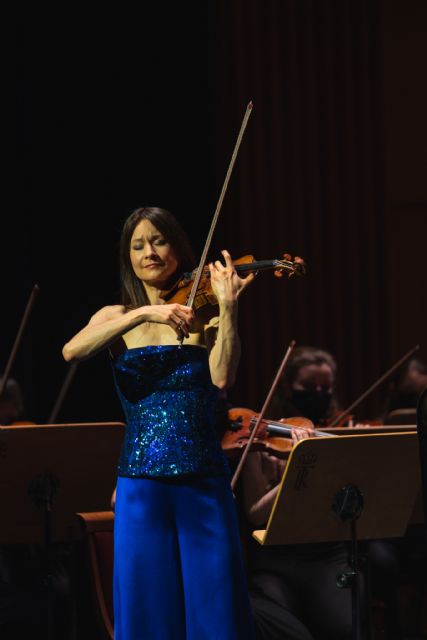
[210, 0, 426, 419]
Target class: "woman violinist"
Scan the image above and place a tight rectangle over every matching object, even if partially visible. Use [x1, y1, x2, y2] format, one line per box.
[62, 207, 255, 640]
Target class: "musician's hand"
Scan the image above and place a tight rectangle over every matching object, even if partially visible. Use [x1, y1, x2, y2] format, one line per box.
[144, 303, 194, 338]
[279, 420, 313, 446]
[209, 250, 254, 304]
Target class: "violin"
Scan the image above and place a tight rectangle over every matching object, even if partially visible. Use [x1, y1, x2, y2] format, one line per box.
[160, 253, 306, 310]
[322, 409, 355, 428]
[222, 406, 332, 459]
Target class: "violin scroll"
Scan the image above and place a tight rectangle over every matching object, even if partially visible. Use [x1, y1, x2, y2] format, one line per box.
[273, 253, 306, 279]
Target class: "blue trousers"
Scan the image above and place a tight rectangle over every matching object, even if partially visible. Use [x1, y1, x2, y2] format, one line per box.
[114, 475, 255, 640]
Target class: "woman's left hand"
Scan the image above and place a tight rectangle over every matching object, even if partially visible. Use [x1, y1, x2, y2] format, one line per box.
[208, 250, 255, 304]
[280, 420, 314, 446]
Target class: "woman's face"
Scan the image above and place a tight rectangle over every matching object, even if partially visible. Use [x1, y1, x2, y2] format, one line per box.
[289, 363, 335, 423]
[130, 219, 179, 288]
[293, 363, 334, 393]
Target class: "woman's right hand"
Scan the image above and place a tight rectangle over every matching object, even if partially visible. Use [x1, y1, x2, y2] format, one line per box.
[144, 303, 194, 338]
[63, 302, 195, 362]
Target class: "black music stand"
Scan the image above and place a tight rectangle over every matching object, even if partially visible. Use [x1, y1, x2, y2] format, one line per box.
[0, 422, 125, 639]
[252, 432, 420, 640]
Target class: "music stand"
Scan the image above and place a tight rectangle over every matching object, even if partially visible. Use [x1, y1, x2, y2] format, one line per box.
[252, 432, 420, 640]
[0, 422, 125, 638]
[324, 424, 416, 436]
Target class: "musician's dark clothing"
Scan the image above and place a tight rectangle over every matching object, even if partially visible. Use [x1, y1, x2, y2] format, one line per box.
[248, 539, 355, 640]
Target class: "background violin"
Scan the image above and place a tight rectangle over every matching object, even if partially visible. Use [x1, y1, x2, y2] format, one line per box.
[160, 253, 306, 310]
[222, 406, 332, 459]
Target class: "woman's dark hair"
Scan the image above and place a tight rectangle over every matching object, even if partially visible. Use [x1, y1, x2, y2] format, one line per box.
[384, 356, 427, 416]
[283, 346, 337, 386]
[392, 357, 427, 391]
[119, 207, 196, 309]
[0, 378, 25, 422]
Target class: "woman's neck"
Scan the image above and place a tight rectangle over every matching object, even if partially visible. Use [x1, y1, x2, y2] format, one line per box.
[141, 271, 181, 305]
[142, 282, 164, 305]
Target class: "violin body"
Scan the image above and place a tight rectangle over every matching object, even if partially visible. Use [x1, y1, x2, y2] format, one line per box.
[160, 254, 306, 310]
[160, 266, 218, 310]
[222, 407, 314, 459]
[325, 409, 384, 429]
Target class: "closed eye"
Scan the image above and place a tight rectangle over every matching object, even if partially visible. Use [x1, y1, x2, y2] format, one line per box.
[131, 235, 167, 250]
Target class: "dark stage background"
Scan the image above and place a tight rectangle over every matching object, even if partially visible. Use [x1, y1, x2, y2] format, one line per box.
[3, 0, 426, 426]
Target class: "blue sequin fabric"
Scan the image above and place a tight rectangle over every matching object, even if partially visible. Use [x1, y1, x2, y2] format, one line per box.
[112, 345, 229, 478]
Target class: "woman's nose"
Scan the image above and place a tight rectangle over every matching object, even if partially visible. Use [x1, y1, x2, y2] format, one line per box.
[143, 243, 156, 257]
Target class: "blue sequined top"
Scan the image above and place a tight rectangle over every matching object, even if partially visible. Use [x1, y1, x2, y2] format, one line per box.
[112, 345, 229, 478]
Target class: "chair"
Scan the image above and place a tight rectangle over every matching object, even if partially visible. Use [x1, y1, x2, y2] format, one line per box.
[77, 511, 114, 640]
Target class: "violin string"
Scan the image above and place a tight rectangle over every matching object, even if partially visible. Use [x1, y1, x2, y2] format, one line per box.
[249, 417, 333, 438]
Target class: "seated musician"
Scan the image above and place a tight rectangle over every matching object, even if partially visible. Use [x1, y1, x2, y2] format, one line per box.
[240, 345, 426, 640]
[0, 378, 42, 636]
[373, 355, 427, 638]
[383, 355, 427, 424]
[0, 378, 26, 425]
[239, 345, 357, 640]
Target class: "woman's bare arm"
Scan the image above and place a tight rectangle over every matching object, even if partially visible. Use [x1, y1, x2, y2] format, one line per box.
[242, 452, 282, 528]
[204, 250, 254, 389]
[62, 302, 194, 362]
